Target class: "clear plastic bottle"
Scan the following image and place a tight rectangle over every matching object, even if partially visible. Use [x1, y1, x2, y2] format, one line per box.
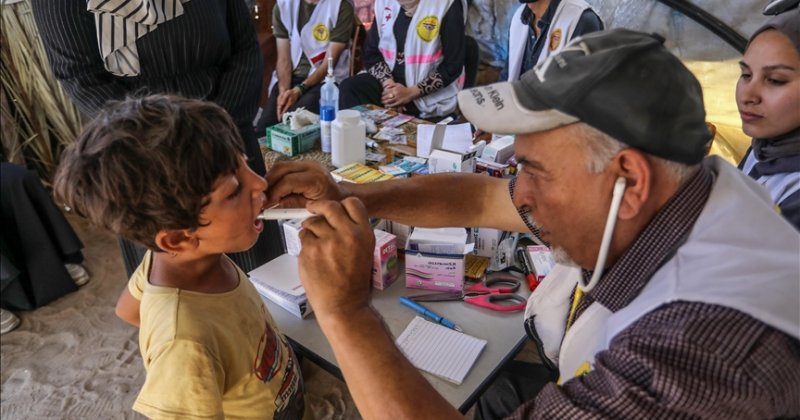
[331, 110, 366, 168]
[319, 56, 338, 153]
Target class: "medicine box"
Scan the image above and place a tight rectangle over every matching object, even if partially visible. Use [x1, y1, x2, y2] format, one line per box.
[471, 227, 504, 258]
[475, 158, 509, 178]
[481, 135, 515, 164]
[405, 251, 465, 292]
[427, 149, 477, 174]
[333, 162, 394, 183]
[372, 229, 399, 290]
[281, 218, 304, 257]
[527, 245, 555, 282]
[379, 157, 427, 178]
[265, 122, 320, 157]
[404, 228, 471, 292]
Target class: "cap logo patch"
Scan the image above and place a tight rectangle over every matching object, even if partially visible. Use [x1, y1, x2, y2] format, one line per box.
[313, 23, 329, 42]
[416, 16, 440, 42]
[549, 29, 562, 52]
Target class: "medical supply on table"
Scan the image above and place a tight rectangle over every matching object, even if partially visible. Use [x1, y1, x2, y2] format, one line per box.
[319, 56, 338, 153]
[489, 231, 519, 271]
[332, 162, 394, 183]
[281, 218, 304, 256]
[331, 109, 366, 168]
[249, 254, 312, 319]
[372, 229, 399, 290]
[264, 122, 320, 157]
[471, 227, 505, 258]
[407, 271, 527, 312]
[481, 135, 515, 164]
[405, 227, 474, 292]
[281, 107, 319, 130]
[258, 208, 314, 220]
[516, 247, 540, 292]
[526, 245, 555, 287]
[399, 296, 462, 332]
[464, 254, 490, 280]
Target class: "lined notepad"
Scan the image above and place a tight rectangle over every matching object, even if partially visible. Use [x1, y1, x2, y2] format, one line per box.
[396, 316, 487, 385]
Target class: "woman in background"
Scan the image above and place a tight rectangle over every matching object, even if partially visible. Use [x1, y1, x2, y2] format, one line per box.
[339, 0, 466, 120]
[31, 0, 282, 274]
[737, 5, 800, 230]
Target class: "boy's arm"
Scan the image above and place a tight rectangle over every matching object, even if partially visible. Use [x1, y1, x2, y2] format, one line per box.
[116, 263, 146, 327]
[115, 287, 140, 327]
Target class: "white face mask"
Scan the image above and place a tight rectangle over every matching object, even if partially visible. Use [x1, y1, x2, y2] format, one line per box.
[579, 177, 626, 293]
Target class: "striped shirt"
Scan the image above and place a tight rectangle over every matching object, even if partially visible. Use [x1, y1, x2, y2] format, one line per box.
[30, 0, 263, 130]
[507, 164, 800, 418]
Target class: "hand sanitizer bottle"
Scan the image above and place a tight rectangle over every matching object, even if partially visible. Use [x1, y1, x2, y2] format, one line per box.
[319, 56, 338, 153]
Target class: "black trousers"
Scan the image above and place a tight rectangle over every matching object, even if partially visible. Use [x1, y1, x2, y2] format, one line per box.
[338, 72, 421, 117]
[256, 76, 324, 135]
[0, 162, 83, 310]
[474, 361, 557, 419]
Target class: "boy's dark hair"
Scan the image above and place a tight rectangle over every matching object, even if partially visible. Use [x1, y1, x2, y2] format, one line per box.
[54, 94, 245, 250]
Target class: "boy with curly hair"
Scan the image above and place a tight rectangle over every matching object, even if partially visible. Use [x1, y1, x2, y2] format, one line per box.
[54, 95, 307, 419]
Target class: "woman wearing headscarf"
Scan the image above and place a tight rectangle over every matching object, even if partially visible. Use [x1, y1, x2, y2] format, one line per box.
[338, 0, 466, 120]
[737, 3, 800, 230]
[31, 0, 282, 275]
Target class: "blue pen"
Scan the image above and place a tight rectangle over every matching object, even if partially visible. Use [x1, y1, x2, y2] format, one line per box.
[399, 296, 463, 332]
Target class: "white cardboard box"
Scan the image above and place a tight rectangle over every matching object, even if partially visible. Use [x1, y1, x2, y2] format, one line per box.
[281, 218, 304, 256]
[404, 228, 473, 292]
[471, 227, 504, 258]
[428, 148, 477, 174]
[481, 135, 514, 164]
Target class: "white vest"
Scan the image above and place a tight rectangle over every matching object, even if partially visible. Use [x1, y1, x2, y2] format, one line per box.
[741, 150, 800, 207]
[374, 0, 466, 118]
[525, 157, 800, 383]
[507, 0, 591, 82]
[271, 0, 351, 88]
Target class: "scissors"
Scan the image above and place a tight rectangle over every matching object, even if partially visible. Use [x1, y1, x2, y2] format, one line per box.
[407, 271, 527, 312]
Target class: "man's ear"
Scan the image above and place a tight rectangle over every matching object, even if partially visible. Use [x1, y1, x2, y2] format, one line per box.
[154, 229, 199, 255]
[612, 149, 652, 220]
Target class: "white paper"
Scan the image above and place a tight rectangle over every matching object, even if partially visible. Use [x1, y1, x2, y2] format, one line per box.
[408, 227, 468, 245]
[248, 253, 305, 296]
[416, 123, 474, 157]
[396, 317, 486, 385]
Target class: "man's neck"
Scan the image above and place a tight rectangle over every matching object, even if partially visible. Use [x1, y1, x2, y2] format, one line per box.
[149, 252, 239, 293]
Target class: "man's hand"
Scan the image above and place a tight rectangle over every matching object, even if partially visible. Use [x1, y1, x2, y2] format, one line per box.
[298, 198, 375, 319]
[277, 87, 301, 120]
[265, 161, 349, 208]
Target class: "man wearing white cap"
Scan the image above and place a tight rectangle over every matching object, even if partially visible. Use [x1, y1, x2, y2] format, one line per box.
[266, 29, 800, 418]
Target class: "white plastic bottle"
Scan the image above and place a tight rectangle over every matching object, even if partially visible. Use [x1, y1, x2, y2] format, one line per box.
[319, 56, 338, 153]
[331, 109, 366, 168]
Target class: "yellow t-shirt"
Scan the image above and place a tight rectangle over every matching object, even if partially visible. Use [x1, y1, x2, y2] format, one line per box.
[128, 252, 308, 419]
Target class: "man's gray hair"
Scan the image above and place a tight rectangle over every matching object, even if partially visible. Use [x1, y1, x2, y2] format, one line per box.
[575, 123, 699, 183]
